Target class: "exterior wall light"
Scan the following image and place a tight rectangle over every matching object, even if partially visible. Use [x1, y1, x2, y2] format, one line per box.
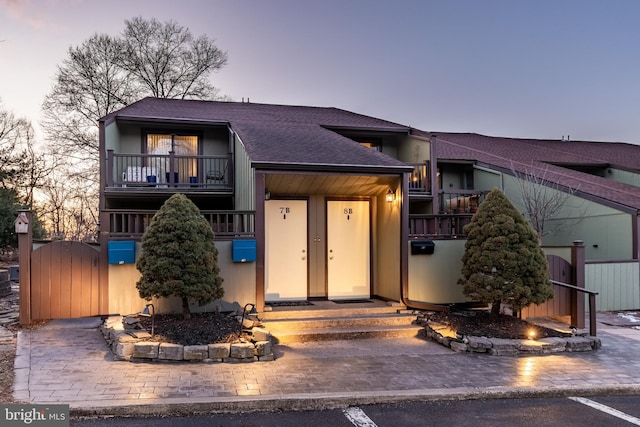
[139, 303, 155, 337]
[386, 188, 396, 203]
[239, 303, 258, 337]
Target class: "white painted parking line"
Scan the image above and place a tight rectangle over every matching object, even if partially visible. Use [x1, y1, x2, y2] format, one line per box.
[569, 397, 640, 425]
[343, 407, 378, 427]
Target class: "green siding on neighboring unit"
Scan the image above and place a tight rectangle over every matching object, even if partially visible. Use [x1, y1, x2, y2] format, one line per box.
[233, 132, 254, 211]
[499, 174, 633, 261]
[586, 261, 640, 311]
[408, 239, 469, 304]
[397, 136, 430, 164]
[606, 168, 640, 188]
[473, 167, 502, 192]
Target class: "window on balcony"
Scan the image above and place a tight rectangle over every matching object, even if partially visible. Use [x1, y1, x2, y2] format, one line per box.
[146, 134, 198, 184]
[147, 134, 198, 156]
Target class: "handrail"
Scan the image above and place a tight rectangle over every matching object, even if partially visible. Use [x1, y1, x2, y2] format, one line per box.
[551, 279, 599, 336]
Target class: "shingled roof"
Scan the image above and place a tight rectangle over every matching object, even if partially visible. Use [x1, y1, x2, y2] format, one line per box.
[102, 97, 412, 172]
[433, 133, 640, 212]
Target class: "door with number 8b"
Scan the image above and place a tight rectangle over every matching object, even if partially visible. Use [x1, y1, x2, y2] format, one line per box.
[327, 200, 370, 300]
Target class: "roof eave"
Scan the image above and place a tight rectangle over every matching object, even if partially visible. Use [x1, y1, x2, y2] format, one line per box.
[252, 161, 413, 174]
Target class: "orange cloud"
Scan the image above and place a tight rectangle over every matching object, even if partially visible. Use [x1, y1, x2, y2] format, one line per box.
[0, 0, 67, 33]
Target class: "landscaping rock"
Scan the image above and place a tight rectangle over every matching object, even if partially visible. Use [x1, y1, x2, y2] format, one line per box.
[565, 336, 594, 352]
[208, 343, 230, 360]
[450, 341, 468, 352]
[230, 342, 255, 359]
[114, 341, 135, 359]
[102, 318, 274, 363]
[183, 345, 208, 360]
[159, 343, 184, 361]
[423, 321, 599, 356]
[133, 342, 159, 359]
[467, 336, 492, 351]
[254, 340, 272, 357]
[252, 327, 271, 342]
[539, 337, 567, 353]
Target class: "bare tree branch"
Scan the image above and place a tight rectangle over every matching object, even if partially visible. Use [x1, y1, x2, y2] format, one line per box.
[511, 161, 587, 239]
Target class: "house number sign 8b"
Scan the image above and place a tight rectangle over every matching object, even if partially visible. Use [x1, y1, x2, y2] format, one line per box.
[344, 208, 353, 221]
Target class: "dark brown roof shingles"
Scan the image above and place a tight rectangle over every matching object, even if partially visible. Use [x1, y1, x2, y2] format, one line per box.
[434, 133, 640, 211]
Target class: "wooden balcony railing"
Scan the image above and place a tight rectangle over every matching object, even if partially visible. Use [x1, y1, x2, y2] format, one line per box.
[105, 209, 254, 240]
[439, 190, 487, 213]
[106, 150, 232, 190]
[409, 213, 474, 238]
[408, 162, 431, 193]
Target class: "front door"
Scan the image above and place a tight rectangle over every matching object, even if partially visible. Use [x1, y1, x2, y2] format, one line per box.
[327, 200, 370, 300]
[265, 200, 308, 301]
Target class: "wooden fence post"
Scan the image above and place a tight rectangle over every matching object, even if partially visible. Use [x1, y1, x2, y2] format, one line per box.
[571, 240, 586, 329]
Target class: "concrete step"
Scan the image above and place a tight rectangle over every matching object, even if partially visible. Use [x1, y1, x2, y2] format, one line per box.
[270, 324, 424, 344]
[263, 312, 417, 332]
[259, 300, 422, 343]
[260, 305, 404, 320]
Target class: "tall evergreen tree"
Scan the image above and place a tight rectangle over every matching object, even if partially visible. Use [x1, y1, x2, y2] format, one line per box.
[458, 188, 553, 316]
[136, 194, 224, 319]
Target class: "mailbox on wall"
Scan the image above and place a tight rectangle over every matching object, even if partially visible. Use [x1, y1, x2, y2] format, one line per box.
[411, 240, 435, 255]
[232, 240, 256, 263]
[108, 240, 136, 265]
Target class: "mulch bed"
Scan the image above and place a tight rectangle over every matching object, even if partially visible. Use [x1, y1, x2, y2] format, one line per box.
[138, 312, 242, 346]
[426, 310, 569, 340]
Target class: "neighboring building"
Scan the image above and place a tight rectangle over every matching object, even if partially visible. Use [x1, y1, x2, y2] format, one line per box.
[98, 98, 640, 316]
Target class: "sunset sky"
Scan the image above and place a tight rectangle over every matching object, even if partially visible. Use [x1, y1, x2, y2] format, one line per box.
[2, 0, 640, 144]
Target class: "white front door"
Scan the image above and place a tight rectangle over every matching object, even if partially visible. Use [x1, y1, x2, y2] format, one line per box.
[265, 200, 308, 301]
[327, 200, 370, 300]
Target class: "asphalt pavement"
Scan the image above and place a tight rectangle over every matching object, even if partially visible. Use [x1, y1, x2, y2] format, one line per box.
[12, 313, 640, 417]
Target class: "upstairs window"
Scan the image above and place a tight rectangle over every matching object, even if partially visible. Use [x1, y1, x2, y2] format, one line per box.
[147, 134, 198, 156]
[145, 133, 199, 184]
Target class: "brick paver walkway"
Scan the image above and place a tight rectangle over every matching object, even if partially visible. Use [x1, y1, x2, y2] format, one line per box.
[13, 316, 640, 415]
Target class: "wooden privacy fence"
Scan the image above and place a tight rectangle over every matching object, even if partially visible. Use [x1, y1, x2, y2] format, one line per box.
[30, 241, 102, 321]
[521, 254, 574, 319]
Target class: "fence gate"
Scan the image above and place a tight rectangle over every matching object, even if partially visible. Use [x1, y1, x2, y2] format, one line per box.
[31, 241, 101, 320]
[521, 255, 573, 319]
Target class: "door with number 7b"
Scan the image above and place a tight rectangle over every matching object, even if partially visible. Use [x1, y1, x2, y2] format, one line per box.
[327, 200, 370, 300]
[265, 200, 308, 301]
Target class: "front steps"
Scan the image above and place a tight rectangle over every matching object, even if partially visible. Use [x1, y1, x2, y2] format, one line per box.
[259, 301, 423, 344]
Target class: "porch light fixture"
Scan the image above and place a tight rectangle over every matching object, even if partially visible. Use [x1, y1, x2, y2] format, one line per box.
[239, 303, 258, 337]
[139, 303, 155, 337]
[265, 189, 271, 200]
[386, 188, 396, 203]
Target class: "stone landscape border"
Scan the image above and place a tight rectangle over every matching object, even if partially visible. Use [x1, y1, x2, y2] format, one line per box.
[101, 316, 274, 363]
[423, 321, 601, 355]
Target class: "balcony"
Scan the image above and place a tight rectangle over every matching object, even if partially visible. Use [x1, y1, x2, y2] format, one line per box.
[105, 209, 255, 240]
[106, 151, 232, 192]
[409, 213, 474, 239]
[408, 162, 431, 194]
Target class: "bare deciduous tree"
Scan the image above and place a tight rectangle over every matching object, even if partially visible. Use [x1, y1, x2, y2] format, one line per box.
[40, 17, 228, 240]
[119, 17, 227, 100]
[511, 161, 586, 239]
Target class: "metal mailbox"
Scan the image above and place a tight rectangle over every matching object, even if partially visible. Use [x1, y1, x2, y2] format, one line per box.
[232, 240, 256, 263]
[411, 240, 435, 255]
[108, 240, 136, 265]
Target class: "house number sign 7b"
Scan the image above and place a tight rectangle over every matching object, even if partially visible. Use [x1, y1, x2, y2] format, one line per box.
[280, 207, 290, 219]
